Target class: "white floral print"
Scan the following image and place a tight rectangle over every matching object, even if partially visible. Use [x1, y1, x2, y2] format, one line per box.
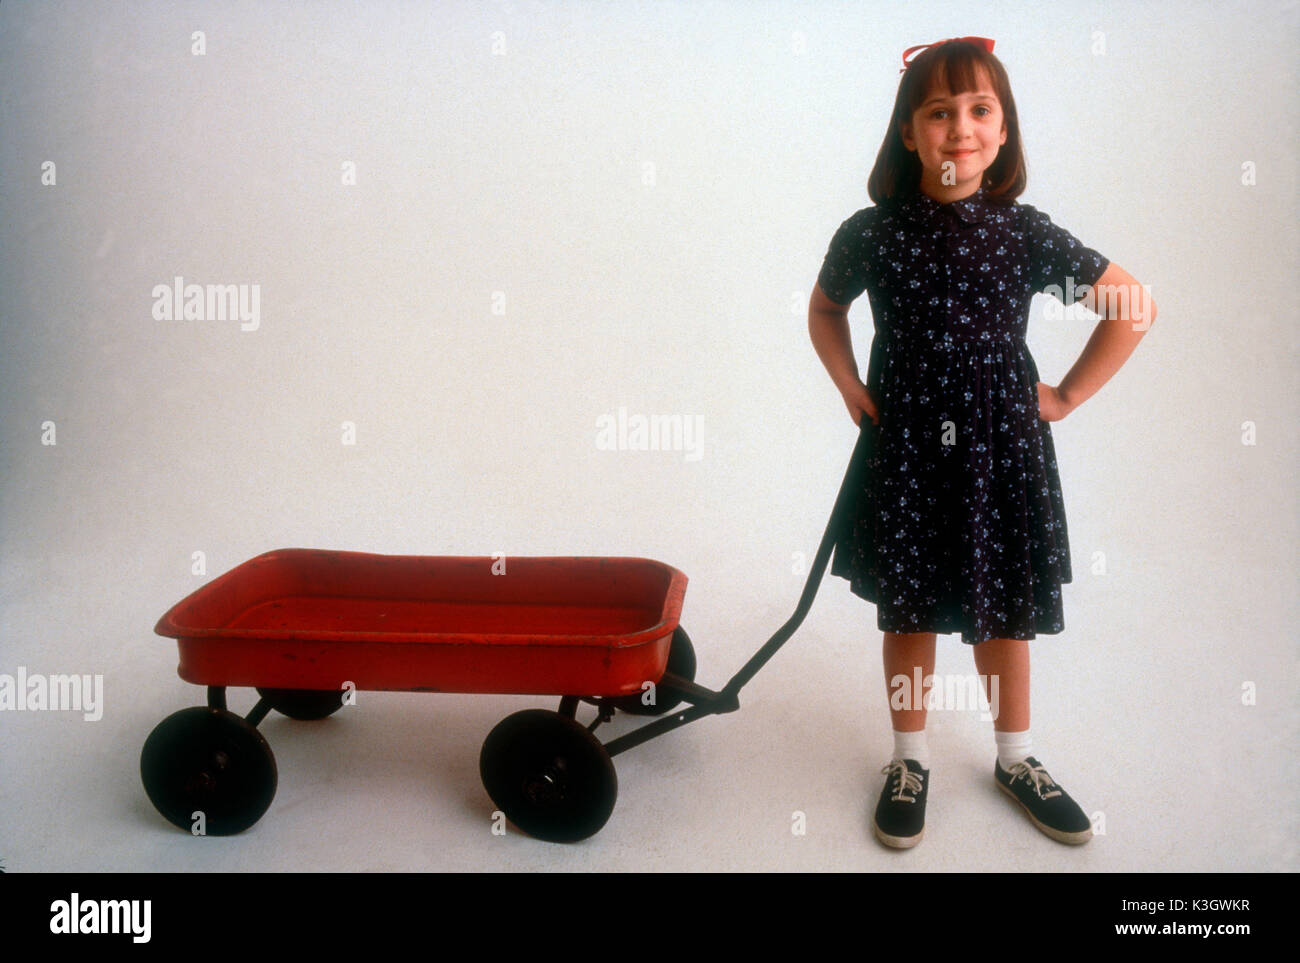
[817, 187, 1109, 644]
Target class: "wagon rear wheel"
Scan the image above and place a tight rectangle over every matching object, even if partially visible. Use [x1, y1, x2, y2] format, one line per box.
[256, 686, 346, 721]
[141, 706, 277, 835]
[479, 709, 617, 843]
[610, 625, 697, 716]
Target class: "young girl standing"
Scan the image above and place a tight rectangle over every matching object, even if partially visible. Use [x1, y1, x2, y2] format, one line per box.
[809, 37, 1154, 848]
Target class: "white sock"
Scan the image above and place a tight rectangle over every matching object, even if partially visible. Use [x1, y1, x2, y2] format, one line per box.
[893, 728, 929, 769]
[995, 729, 1033, 769]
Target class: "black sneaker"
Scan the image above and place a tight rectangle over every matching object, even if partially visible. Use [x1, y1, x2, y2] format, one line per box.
[873, 758, 928, 848]
[994, 756, 1093, 845]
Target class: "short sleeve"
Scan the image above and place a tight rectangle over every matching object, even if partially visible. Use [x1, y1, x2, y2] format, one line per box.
[816, 207, 879, 306]
[1021, 205, 1110, 304]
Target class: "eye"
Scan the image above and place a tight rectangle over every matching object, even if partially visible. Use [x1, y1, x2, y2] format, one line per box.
[930, 105, 994, 120]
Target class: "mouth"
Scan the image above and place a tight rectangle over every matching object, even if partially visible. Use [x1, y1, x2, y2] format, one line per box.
[945, 149, 977, 157]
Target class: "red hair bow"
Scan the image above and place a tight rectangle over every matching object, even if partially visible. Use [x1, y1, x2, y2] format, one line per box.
[900, 36, 995, 73]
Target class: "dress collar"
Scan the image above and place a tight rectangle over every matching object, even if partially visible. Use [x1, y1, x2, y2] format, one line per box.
[896, 185, 992, 225]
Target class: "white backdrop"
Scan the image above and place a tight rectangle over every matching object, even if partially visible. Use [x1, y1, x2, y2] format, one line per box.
[1, 0, 1295, 871]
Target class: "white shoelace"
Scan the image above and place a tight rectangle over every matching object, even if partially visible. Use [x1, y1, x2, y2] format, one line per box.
[1005, 760, 1061, 800]
[881, 759, 923, 803]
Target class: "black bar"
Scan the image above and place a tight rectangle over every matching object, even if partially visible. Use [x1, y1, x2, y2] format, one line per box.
[4, 871, 1283, 943]
[206, 686, 226, 710]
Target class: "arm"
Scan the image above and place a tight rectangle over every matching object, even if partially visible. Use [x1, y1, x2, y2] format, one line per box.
[809, 282, 878, 425]
[1040, 262, 1157, 420]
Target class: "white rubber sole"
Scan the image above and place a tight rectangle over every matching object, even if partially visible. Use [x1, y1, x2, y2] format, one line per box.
[997, 780, 1093, 845]
[873, 820, 924, 849]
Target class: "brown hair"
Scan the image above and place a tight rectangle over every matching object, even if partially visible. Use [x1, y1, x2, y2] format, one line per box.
[866, 40, 1026, 206]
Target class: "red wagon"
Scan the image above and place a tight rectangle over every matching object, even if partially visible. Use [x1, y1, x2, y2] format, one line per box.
[141, 421, 876, 842]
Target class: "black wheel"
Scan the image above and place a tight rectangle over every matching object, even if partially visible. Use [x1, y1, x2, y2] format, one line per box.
[140, 706, 277, 835]
[255, 686, 345, 720]
[610, 625, 697, 716]
[479, 709, 617, 843]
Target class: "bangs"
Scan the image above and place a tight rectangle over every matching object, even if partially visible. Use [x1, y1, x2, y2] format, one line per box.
[908, 53, 997, 113]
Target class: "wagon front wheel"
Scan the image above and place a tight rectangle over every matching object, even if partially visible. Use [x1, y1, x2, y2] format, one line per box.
[140, 706, 277, 835]
[479, 709, 617, 843]
[256, 686, 346, 720]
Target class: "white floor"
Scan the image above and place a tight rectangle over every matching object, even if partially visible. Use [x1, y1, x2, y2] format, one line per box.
[3, 546, 1293, 873]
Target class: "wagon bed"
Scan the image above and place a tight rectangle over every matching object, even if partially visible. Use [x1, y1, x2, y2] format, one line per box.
[154, 548, 688, 697]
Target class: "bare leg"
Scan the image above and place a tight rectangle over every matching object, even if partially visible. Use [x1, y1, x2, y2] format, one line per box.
[971, 636, 1030, 731]
[883, 631, 937, 732]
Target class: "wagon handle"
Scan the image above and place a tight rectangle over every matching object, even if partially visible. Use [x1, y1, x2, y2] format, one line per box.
[718, 415, 877, 700]
[600, 417, 877, 759]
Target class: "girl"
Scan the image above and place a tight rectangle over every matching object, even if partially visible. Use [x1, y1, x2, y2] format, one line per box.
[808, 37, 1154, 849]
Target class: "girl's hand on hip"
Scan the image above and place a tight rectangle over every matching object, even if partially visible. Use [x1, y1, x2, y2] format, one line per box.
[841, 380, 880, 427]
[1036, 381, 1072, 422]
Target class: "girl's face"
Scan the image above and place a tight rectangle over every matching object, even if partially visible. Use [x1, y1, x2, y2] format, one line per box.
[901, 70, 1007, 196]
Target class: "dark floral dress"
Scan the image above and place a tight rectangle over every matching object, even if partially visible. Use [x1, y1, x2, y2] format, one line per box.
[816, 186, 1109, 644]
